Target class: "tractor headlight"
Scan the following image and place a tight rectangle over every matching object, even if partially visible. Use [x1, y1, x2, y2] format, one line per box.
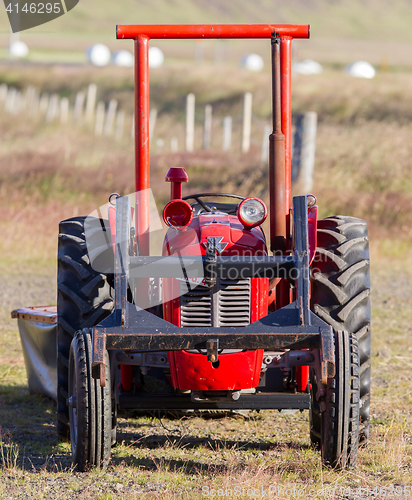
[238, 197, 267, 229]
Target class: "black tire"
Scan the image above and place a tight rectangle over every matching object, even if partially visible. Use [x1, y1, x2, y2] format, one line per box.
[68, 329, 112, 471]
[310, 216, 371, 442]
[57, 217, 114, 440]
[309, 378, 322, 448]
[320, 331, 360, 468]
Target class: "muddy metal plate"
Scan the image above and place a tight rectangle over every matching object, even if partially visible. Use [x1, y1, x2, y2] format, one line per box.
[11, 306, 57, 324]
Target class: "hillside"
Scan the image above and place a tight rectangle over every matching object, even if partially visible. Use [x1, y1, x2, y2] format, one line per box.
[0, 0, 412, 66]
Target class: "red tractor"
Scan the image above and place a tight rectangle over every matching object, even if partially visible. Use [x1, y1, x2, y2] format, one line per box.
[56, 25, 371, 471]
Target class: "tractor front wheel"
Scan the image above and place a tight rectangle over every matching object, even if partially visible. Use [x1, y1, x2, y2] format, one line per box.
[68, 329, 112, 471]
[320, 330, 360, 468]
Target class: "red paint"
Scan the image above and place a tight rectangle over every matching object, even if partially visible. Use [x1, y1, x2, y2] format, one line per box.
[134, 36, 150, 256]
[163, 199, 193, 228]
[169, 350, 263, 391]
[121, 364, 133, 392]
[162, 211, 268, 391]
[280, 37, 292, 221]
[117, 24, 310, 40]
[251, 276, 269, 322]
[296, 365, 309, 392]
[165, 167, 189, 200]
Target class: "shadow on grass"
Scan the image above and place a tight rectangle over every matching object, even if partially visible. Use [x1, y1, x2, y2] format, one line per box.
[111, 414, 312, 474]
[0, 384, 72, 471]
[0, 384, 310, 474]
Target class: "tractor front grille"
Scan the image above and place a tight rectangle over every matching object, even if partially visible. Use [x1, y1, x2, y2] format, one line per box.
[180, 279, 251, 328]
[180, 285, 212, 327]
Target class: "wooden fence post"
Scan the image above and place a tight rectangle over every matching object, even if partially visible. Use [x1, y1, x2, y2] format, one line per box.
[0, 83, 7, 104]
[115, 110, 125, 141]
[30, 89, 40, 116]
[39, 93, 49, 115]
[5, 87, 17, 113]
[73, 92, 85, 121]
[185, 93, 195, 151]
[60, 97, 70, 123]
[241, 92, 252, 153]
[23, 86, 35, 112]
[260, 124, 271, 164]
[291, 111, 317, 193]
[223, 116, 232, 151]
[46, 94, 60, 122]
[95, 101, 105, 136]
[202, 104, 212, 149]
[104, 99, 118, 135]
[85, 83, 97, 124]
[156, 138, 164, 154]
[170, 137, 178, 152]
[11, 90, 21, 114]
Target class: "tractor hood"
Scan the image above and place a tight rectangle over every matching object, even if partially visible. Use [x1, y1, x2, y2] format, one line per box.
[163, 211, 267, 257]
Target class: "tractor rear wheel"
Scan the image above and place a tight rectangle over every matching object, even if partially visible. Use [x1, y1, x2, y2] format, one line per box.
[57, 217, 114, 440]
[68, 329, 112, 471]
[310, 216, 371, 442]
[320, 330, 360, 468]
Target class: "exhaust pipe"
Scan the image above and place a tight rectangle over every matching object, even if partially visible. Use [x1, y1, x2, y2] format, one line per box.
[269, 34, 286, 254]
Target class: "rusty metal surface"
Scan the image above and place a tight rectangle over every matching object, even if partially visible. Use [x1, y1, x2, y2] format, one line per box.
[105, 330, 320, 352]
[269, 35, 287, 254]
[11, 306, 57, 324]
[96, 301, 329, 352]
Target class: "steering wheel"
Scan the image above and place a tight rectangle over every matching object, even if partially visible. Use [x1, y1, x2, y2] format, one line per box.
[182, 193, 245, 213]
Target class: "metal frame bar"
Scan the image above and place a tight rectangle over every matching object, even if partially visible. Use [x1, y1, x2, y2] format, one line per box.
[116, 24, 310, 257]
[92, 194, 334, 388]
[118, 392, 310, 411]
[117, 24, 310, 40]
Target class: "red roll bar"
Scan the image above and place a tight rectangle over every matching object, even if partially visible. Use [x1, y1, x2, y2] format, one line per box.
[117, 24, 309, 40]
[116, 24, 310, 255]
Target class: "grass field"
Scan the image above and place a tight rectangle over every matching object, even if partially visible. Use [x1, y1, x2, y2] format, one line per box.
[0, 60, 412, 498]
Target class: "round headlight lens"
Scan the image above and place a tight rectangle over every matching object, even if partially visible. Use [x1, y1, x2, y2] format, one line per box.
[238, 198, 267, 228]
